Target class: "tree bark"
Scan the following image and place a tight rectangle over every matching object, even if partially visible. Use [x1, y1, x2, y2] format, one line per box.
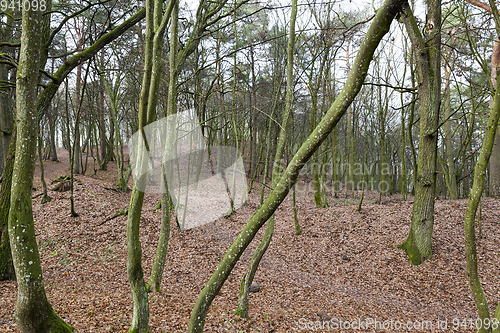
[147, 0, 177, 293]
[489, 38, 500, 197]
[46, 107, 58, 162]
[464, 47, 500, 333]
[0, 125, 16, 281]
[126, 0, 175, 329]
[8, 5, 73, 332]
[0, 11, 14, 177]
[443, 55, 458, 199]
[99, 52, 107, 165]
[0, 63, 13, 176]
[125, 0, 156, 329]
[398, 0, 441, 265]
[73, 57, 82, 175]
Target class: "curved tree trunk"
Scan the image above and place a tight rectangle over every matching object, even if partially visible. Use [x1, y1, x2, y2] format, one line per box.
[463, 50, 500, 333]
[147, 0, 178, 293]
[188, 0, 405, 330]
[126, 0, 176, 329]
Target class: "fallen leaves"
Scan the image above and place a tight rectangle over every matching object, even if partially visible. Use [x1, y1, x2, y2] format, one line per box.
[0, 150, 499, 332]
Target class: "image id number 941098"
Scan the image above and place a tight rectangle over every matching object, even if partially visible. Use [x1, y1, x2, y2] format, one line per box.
[1, 0, 46, 11]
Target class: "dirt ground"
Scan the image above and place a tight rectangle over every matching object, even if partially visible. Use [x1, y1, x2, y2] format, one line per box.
[1, 148, 499, 332]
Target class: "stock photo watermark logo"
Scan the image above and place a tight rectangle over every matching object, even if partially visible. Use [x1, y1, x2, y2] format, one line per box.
[298, 317, 434, 331]
[297, 317, 500, 331]
[128, 109, 247, 231]
[292, 161, 395, 194]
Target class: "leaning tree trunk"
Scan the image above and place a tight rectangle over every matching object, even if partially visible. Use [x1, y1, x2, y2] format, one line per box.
[188, 0, 405, 330]
[398, 0, 441, 265]
[8, 5, 73, 332]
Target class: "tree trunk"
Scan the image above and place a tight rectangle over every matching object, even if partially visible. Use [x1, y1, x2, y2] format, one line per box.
[378, 82, 389, 196]
[46, 107, 58, 162]
[0, 125, 16, 281]
[147, 0, 177, 293]
[0, 75, 13, 177]
[73, 60, 82, 175]
[9, 6, 73, 331]
[489, 38, 500, 197]
[99, 52, 107, 165]
[188, 0, 404, 330]
[0, 10, 14, 177]
[398, 0, 441, 265]
[345, 44, 355, 192]
[249, 44, 257, 177]
[125, 0, 156, 326]
[464, 51, 500, 333]
[126, 0, 175, 329]
[444, 58, 458, 199]
[0, 62, 13, 177]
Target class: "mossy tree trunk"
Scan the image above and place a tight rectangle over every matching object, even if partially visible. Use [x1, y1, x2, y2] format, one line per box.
[489, 38, 500, 197]
[147, 0, 177, 294]
[126, 0, 158, 329]
[0, 8, 15, 281]
[8, 5, 73, 332]
[99, 51, 107, 168]
[463, 2, 500, 331]
[0, 125, 16, 281]
[398, 0, 441, 265]
[0, 9, 14, 177]
[464, 44, 500, 333]
[188, 0, 404, 330]
[126, 0, 175, 330]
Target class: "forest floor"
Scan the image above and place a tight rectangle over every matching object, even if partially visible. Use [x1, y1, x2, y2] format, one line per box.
[1, 148, 500, 332]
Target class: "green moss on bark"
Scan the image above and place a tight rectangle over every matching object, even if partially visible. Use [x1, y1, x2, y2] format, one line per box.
[0, 125, 15, 281]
